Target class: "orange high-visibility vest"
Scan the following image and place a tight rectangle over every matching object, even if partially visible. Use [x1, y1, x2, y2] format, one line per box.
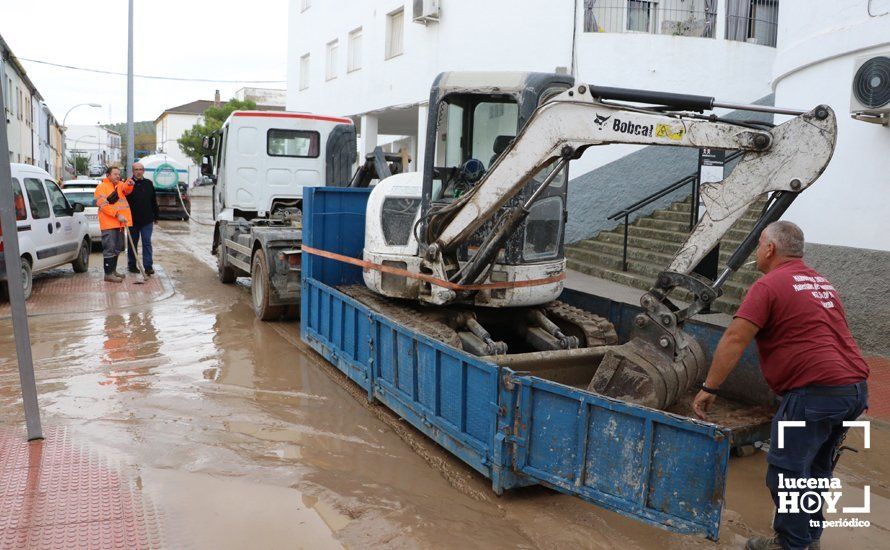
[94, 178, 134, 230]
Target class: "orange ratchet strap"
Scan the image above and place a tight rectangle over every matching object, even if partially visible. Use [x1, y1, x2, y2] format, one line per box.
[301, 245, 566, 291]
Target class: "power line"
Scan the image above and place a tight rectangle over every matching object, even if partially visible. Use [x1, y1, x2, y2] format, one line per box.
[17, 57, 286, 84]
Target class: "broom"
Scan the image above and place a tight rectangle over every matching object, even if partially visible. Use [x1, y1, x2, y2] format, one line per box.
[124, 228, 147, 284]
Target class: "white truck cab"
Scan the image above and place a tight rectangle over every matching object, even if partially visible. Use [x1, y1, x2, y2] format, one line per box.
[204, 111, 356, 320]
[208, 111, 357, 222]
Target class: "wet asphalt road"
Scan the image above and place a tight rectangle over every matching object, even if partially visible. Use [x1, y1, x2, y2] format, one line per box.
[1, 195, 887, 549]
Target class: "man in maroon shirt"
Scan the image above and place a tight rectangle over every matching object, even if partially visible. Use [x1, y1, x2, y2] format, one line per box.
[693, 221, 869, 550]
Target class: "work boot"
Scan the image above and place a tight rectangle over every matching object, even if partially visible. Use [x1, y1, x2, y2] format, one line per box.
[128, 266, 140, 274]
[745, 535, 784, 550]
[145, 267, 154, 276]
[104, 273, 124, 283]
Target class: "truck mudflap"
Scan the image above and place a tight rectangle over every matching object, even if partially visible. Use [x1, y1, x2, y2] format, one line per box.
[508, 374, 730, 540]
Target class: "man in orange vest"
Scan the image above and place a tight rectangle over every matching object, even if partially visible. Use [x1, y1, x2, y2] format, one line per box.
[94, 166, 134, 282]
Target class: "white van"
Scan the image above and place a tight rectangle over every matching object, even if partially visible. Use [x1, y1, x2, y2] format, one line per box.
[0, 164, 91, 300]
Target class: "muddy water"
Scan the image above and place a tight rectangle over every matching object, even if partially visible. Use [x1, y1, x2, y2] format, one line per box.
[1, 196, 887, 549]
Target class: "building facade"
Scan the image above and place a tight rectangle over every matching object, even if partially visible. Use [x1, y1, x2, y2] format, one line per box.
[287, 0, 779, 239]
[1, 34, 64, 180]
[234, 87, 287, 108]
[155, 99, 217, 183]
[65, 125, 122, 175]
[772, 0, 890, 354]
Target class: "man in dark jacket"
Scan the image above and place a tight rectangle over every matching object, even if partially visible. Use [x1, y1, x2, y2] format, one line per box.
[126, 163, 160, 275]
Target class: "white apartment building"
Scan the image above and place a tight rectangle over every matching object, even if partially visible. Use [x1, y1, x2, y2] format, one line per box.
[65, 125, 122, 174]
[287, 0, 780, 242]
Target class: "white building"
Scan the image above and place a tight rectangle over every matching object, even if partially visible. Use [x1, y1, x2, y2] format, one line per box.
[65, 125, 122, 175]
[155, 98, 216, 180]
[287, 0, 779, 240]
[772, 0, 890, 354]
[234, 87, 287, 108]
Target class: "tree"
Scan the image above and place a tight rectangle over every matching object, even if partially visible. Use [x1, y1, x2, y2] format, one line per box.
[68, 154, 90, 177]
[178, 98, 257, 164]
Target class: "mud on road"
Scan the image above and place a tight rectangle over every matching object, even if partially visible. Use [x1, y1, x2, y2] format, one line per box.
[1, 196, 887, 549]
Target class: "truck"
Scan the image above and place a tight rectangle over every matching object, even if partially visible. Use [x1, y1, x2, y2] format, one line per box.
[298, 72, 838, 540]
[201, 111, 357, 320]
[136, 154, 191, 220]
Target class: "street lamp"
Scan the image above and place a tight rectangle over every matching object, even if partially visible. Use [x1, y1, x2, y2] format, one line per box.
[62, 103, 102, 127]
[61, 103, 101, 179]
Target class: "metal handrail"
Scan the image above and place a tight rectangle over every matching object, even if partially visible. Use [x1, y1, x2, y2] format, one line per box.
[605, 151, 743, 271]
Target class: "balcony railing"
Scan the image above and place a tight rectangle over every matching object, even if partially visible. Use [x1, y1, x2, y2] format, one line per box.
[583, 0, 779, 47]
[584, 0, 718, 38]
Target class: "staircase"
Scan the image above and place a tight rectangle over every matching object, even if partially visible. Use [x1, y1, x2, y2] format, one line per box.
[566, 196, 764, 314]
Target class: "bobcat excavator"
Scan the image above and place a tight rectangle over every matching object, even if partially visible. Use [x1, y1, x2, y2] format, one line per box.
[344, 72, 837, 410]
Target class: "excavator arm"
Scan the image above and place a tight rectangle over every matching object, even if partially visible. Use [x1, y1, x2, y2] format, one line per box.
[423, 84, 837, 313]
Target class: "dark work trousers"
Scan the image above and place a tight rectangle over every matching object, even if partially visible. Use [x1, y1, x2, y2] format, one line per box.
[100, 228, 125, 275]
[127, 223, 153, 271]
[766, 381, 868, 549]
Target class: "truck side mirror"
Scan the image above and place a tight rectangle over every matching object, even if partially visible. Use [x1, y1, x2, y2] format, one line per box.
[201, 155, 214, 176]
[202, 136, 216, 152]
[72, 202, 85, 213]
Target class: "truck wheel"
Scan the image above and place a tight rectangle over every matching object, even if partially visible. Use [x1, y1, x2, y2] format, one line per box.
[252, 249, 285, 321]
[217, 229, 236, 284]
[0, 281, 7, 301]
[72, 238, 90, 273]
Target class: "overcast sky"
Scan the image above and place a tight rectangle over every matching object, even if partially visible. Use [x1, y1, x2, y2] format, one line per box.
[0, 0, 289, 127]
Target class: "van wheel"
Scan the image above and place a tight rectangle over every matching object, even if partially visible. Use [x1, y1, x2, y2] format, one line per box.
[251, 249, 284, 321]
[20, 257, 33, 300]
[0, 282, 7, 301]
[72, 238, 90, 273]
[217, 229, 236, 284]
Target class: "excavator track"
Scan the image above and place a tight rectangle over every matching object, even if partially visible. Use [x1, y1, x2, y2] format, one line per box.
[540, 301, 619, 348]
[338, 285, 463, 349]
[337, 285, 618, 355]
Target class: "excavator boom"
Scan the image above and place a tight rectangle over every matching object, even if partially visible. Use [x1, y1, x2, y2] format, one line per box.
[425, 84, 836, 301]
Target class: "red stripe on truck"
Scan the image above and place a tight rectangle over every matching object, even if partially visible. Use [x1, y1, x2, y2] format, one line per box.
[232, 112, 353, 125]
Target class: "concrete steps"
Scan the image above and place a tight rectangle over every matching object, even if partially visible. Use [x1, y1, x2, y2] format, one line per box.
[566, 196, 766, 314]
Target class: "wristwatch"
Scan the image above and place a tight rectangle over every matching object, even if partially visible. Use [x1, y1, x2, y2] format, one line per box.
[701, 384, 720, 395]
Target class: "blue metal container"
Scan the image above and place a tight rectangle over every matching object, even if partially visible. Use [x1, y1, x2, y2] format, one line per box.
[301, 187, 767, 541]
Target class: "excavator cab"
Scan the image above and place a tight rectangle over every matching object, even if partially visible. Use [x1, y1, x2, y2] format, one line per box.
[363, 72, 577, 308]
[420, 73, 574, 283]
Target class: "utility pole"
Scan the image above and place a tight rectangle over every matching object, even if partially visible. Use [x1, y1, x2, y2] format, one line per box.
[127, 0, 135, 178]
[0, 83, 43, 441]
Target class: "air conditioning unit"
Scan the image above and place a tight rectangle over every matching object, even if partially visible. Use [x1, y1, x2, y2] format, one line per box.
[413, 0, 440, 24]
[850, 53, 890, 125]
